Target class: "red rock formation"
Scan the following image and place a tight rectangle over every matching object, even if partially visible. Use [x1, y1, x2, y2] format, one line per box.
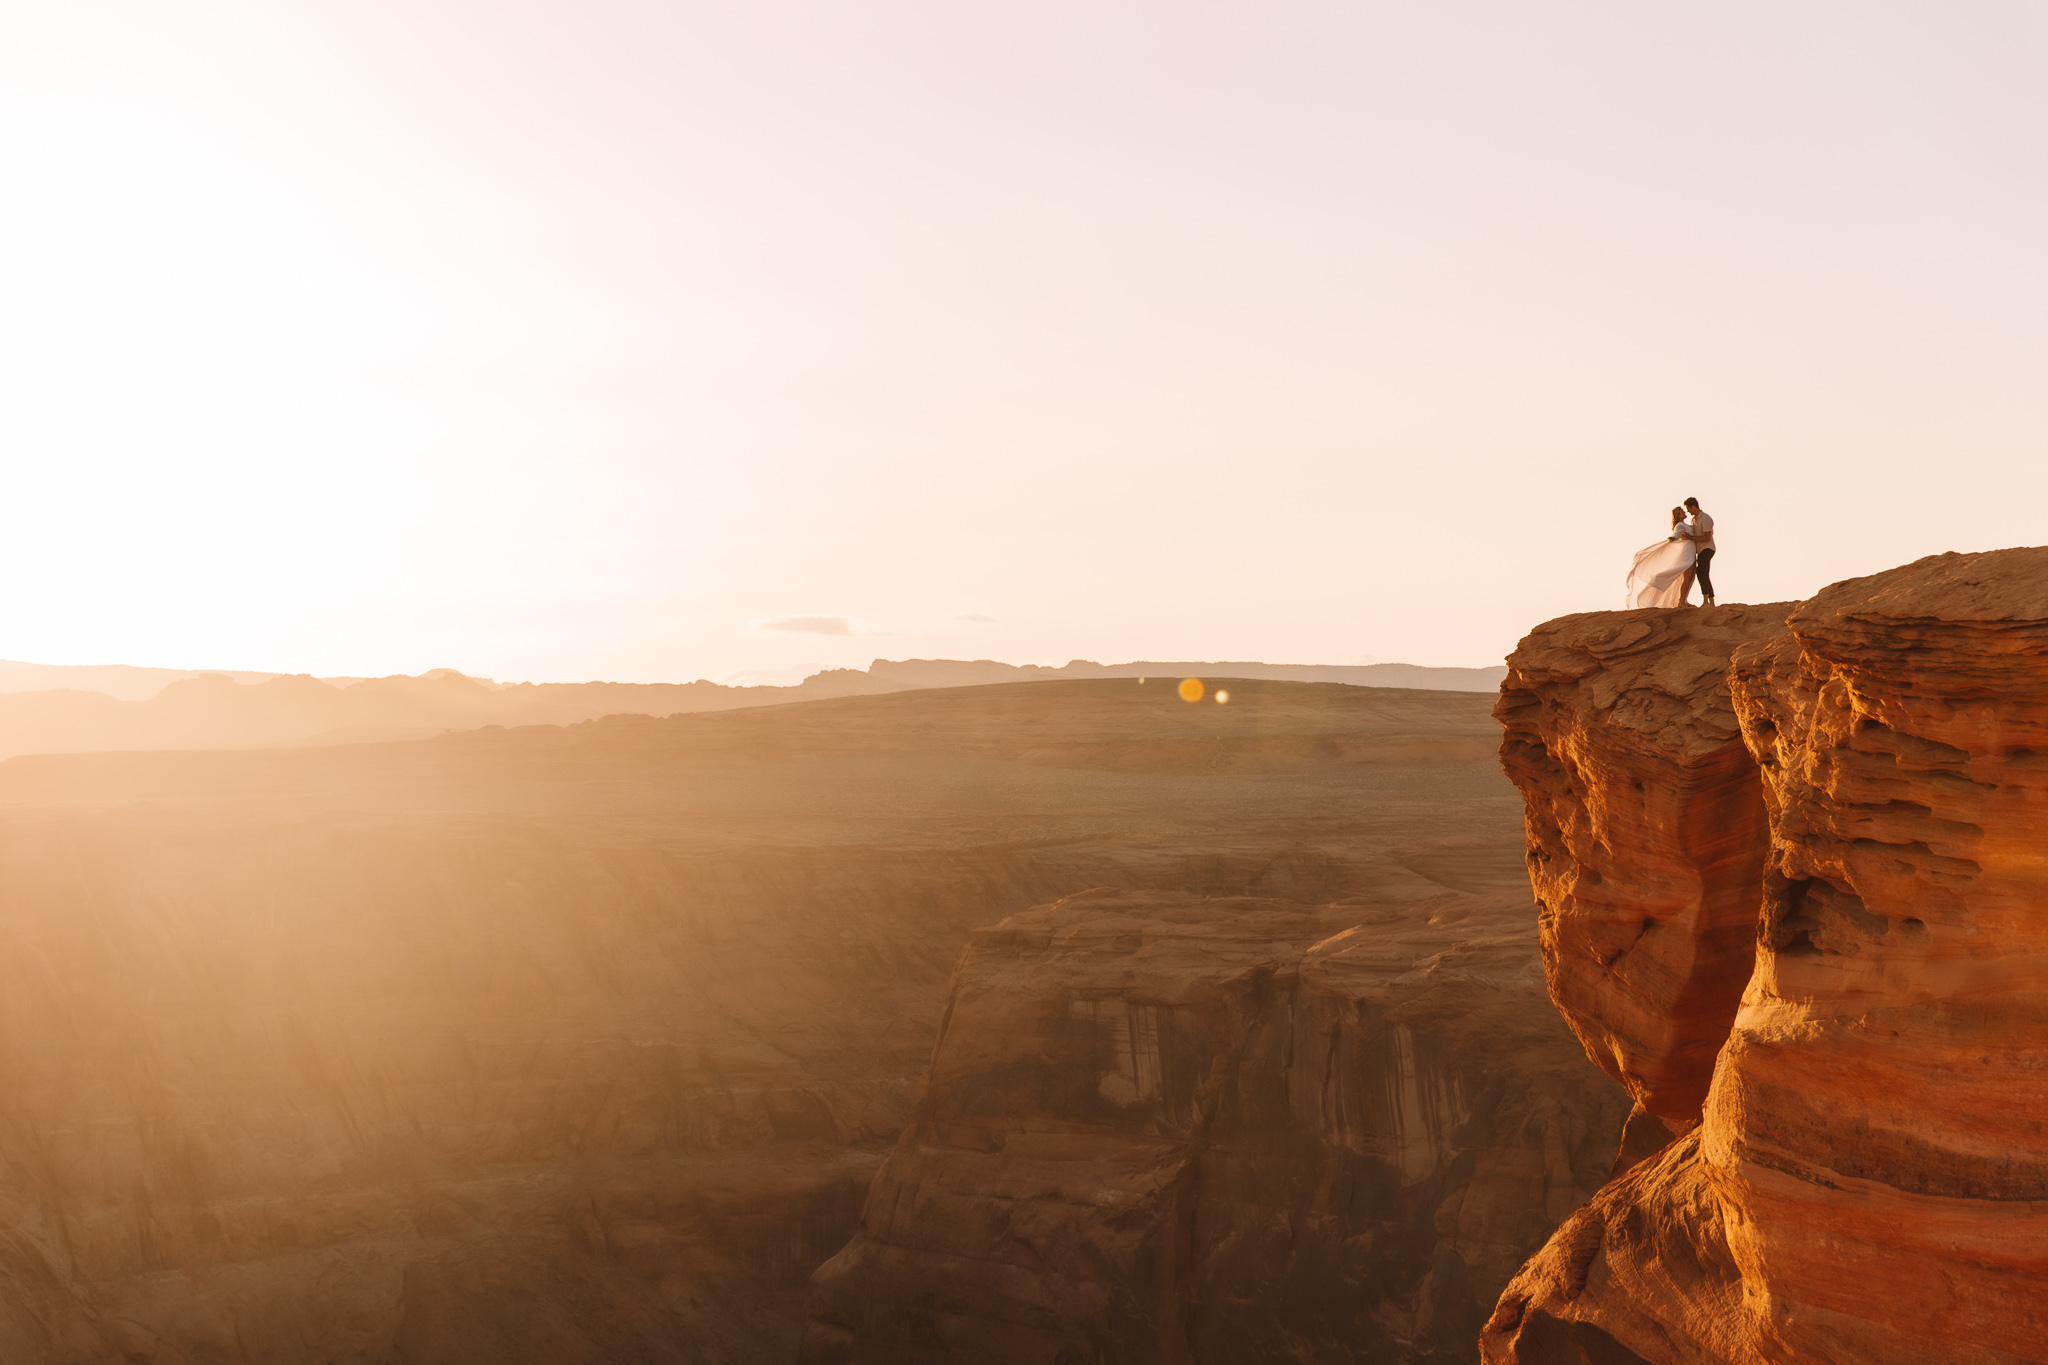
[801, 883, 1629, 1365]
[1492, 607, 1788, 1142]
[1485, 551, 2048, 1364]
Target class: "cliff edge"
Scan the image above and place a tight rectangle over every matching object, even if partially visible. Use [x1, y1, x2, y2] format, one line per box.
[1484, 550, 2048, 1364]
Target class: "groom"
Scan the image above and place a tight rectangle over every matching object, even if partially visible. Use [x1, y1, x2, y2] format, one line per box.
[1682, 497, 1716, 606]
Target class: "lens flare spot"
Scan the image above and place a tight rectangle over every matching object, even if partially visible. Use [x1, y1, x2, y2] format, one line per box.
[1178, 678, 1204, 703]
[1215, 690, 1230, 704]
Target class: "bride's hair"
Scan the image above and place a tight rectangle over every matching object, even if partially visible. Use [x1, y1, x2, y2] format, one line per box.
[1670, 507, 1686, 528]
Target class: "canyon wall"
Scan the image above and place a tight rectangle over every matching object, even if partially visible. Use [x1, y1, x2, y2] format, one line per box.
[1484, 550, 2048, 1364]
[799, 875, 1630, 1360]
[1492, 606, 1787, 1164]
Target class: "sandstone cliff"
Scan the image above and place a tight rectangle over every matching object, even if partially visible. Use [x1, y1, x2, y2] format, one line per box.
[1484, 551, 2048, 1364]
[1492, 606, 1788, 1161]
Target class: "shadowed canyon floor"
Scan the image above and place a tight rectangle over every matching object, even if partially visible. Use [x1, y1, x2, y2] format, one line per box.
[0, 677, 1618, 1363]
[801, 887, 1625, 1365]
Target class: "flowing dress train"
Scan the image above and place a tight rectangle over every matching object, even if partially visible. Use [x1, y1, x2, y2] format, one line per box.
[1624, 529, 1698, 608]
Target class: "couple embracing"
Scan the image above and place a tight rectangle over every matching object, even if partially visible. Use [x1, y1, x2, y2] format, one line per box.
[1624, 497, 1717, 609]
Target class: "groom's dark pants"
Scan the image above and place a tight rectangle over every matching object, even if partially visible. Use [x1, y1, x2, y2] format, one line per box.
[1696, 548, 1716, 599]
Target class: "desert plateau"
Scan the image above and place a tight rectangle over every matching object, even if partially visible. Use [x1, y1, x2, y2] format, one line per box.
[0, 659, 1506, 763]
[0, 674, 1623, 1363]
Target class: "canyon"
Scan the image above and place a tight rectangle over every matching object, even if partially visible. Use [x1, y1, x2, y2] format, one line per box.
[1485, 549, 2048, 1364]
[27, 540, 2043, 1365]
[0, 674, 1606, 1363]
[799, 885, 1623, 1364]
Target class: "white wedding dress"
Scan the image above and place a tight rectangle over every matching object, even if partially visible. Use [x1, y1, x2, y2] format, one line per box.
[1624, 526, 1698, 608]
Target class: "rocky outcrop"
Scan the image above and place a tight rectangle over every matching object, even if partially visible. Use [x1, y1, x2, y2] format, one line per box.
[1485, 551, 2048, 1363]
[800, 882, 1630, 1364]
[1492, 607, 1788, 1152]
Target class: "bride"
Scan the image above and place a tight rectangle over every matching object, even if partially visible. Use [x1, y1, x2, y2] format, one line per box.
[1624, 507, 1699, 608]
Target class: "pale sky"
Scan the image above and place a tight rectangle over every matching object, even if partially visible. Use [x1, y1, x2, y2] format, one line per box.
[3, 1, 2043, 682]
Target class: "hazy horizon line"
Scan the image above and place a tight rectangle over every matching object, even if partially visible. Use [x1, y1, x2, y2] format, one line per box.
[0, 652, 1511, 693]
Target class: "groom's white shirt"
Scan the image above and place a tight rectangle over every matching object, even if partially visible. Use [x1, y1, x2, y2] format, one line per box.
[1688, 511, 1715, 550]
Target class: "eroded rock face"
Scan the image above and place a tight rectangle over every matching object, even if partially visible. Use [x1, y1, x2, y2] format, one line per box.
[801, 885, 1628, 1365]
[1492, 606, 1788, 1135]
[1485, 551, 2048, 1364]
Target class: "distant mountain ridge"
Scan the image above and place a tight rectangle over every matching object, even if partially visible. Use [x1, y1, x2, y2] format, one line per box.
[0, 656, 1505, 760]
[0, 659, 331, 701]
[837, 658, 1505, 692]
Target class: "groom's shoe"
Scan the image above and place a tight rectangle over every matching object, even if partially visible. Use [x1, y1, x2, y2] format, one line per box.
[1703, 596, 1716, 607]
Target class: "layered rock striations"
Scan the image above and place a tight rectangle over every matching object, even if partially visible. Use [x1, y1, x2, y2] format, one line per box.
[1492, 608, 1788, 1160]
[1485, 550, 2048, 1364]
[801, 885, 1630, 1363]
